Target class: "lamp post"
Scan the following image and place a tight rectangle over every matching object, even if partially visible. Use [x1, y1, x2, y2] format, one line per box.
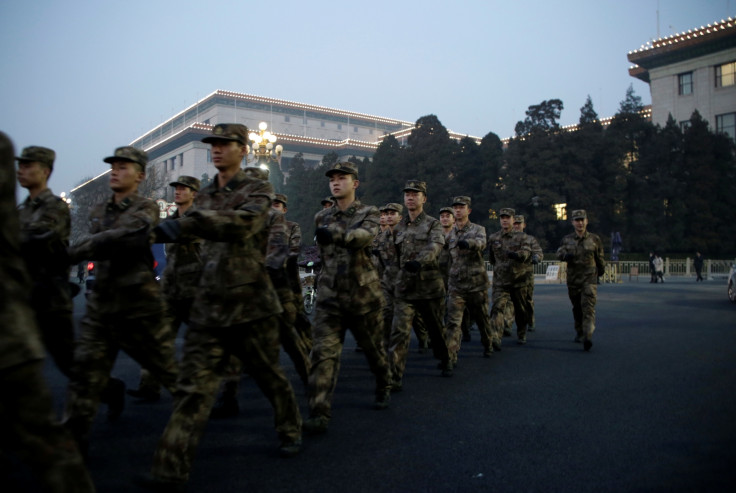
[247, 122, 283, 179]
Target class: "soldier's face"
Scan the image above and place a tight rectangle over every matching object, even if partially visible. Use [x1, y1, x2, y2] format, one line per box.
[513, 221, 524, 232]
[109, 160, 144, 193]
[379, 211, 388, 225]
[174, 185, 195, 206]
[272, 201, 286, 213]
[329, 173, 358, 199]
[499, 215, 512, 230]
[453, 204, 469, 221]
[322, 201, 333, 209]
[404, 191, 425, 212]
[16, 161, 49, 189]
[385, 211, 401, 227]
[210, 140, 245, 171]
[573, 217, 587, 234]
[439, 212, 454, 227]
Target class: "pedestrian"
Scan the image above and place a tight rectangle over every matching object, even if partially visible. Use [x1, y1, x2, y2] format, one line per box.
[556, 209, 606, 351]
[654, 254, 664, 283]
[128, 175, 202, 403]
[388, 180, 453, 392]
[694, 252, 704, 282]
[303, 161, 391, 434]
[141, 124, 302, 489]
[1, 131, 96, 493]
[488, 208, 534, 346]
[513, 215, 543, 332]
[64, 146, 180, 456]
[445, 196, 493, 364]
[15, 145, 76, 379]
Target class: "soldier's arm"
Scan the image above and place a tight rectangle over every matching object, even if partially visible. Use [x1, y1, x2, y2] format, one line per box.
[594, 235, 606, 275]
[289, 223, 302, 256]
[178, 183, 272, 242]
[488, 235, 497, 265]
[266, 211, 290, 271]
[20, 198, 70, 244]
[413, 220, 444, 265]
[68, 200, 158, 263]
[466, 225, 487, 251]
[530, 236, 543, 263]
[328, 206, 380, 250]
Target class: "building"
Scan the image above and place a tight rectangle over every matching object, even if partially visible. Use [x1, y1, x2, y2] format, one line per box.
[73, 90, 480, 203]
[627, 17, 736, 140]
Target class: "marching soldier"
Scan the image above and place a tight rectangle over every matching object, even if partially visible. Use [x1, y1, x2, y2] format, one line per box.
[374, 203, 404, 351]
[556, 209, 606, 351]
[513, 215, 543, 332]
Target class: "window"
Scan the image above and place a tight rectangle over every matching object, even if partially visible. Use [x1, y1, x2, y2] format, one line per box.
[715, 61, 736, 87]
[321, 121, 325, 127]
[678, 72, 693, 95]
[354, 126, 358, 133]
[284, 115, 290, 122]
[337, 124, 342, 130]
[179, 154, 183, 168]
[170, 157, 175, 170]
[716, 112, 736, 141]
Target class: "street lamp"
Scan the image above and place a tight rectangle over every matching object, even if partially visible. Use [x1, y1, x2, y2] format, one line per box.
[247, 121, 283, 172]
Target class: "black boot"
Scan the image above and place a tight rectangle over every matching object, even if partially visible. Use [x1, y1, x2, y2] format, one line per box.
[101, 377, 126, 421]
[210, 381, 239, 419]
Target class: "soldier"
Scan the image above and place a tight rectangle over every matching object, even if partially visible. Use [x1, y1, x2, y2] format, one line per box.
[141, 124, 302, 489]
[556, 209, 606, 351]
[374, 203, 404, 351]
[64, 146, 179, 456]
[321, 196, 334, 209]
[304, 162, 391, 434]
[439, 206, 471, 343]
[488, 208, 534, 346]
[445, 196, 493, 363]
[15, 145, 75, 378]
[1, 131, 96, 493]
[513, 215, 543, 332]
[128, 175, 202, 402]
[389, 180, 453, 392]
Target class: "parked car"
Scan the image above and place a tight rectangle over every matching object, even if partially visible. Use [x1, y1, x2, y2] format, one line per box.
[728, 265, 736, 303]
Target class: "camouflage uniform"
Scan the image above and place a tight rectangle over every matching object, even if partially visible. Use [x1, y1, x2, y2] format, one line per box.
[522, 220, 543, 331]
[389, 181, 451, 388]
[374, 203, 403, 351]
[17, 182, 75, 378]
[65, 185, 179, 446]
[151, 162, 301, 482]
[284, 216, 313, 350]
[309, 188, 390, 421]
[488, 208, 534, 345]
[1, 132, 95, 493]
[445, 198, 492, 362]
[556, 210, 606, 346]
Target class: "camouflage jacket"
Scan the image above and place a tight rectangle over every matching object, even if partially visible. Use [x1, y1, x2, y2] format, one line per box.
[447, 221, 489, 293]
[375, 228, 400, 291]
[393, 211, 445, 300]
[69, 193, 161, 315]
[523, 234, 544, 284]
[160, 209, 202, 303]
[314, 200, 383, 315]
[17, 188, 71, 281]
[488, 229, 533, 288]
[177, 169, 282, 327]
[265, 209, 293, 298]
[556, 230, 606, 286]
[0, 133, 44, 370]
[438, 231, 452, 289]
[285, 219, 303, 297]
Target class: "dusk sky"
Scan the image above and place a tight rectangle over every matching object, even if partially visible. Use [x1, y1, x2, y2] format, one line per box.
[1, 0, 733, 196]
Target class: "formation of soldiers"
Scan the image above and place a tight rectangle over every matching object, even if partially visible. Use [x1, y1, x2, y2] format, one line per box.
[1, 123, 605, 492]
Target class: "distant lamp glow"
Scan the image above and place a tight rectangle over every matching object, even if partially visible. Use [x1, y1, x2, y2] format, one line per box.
[554, 203, 567, 221]
[247, 121, 283, 177]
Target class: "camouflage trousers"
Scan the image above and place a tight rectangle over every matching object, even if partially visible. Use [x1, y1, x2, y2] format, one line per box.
[33, 305, 75, 379]
[1, 360, 95, 493]
[308, 307, 390, 419]
[389, 297, 450, 384]
[567, 283, 598, 340]
[445, 289, 492, 364]
[64, 310, 178, 443]
[152, 317, 301, 483]
[490, 284, 532, 343]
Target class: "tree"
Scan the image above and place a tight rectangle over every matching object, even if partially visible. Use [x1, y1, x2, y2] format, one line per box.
[514, 99, 564, 137]
[362, 135, 406, 208]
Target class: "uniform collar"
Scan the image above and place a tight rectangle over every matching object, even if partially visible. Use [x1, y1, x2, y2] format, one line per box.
[405, 210, 426, 226]
[335, 199, 361, 218]
[22, 188, 54, 209]
[106, 193, 136, 212]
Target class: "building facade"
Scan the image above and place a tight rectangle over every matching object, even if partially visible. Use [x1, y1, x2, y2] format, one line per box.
[628, 17, 736, 140]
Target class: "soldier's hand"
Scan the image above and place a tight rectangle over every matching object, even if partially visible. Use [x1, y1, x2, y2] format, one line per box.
[563, 253, 575, 262]
[457, 240, 470, 250]
[315, 227, 333, 245]
[506, 251, 520, 260]
[404, 260, 422, 273]
[153, 220, 181, 243]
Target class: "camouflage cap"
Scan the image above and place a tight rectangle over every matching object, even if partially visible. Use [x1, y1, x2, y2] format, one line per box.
[572, 209, 587, 220]
[513, 214, 525, 224]
[439, 207, 454, 215]
[403, 179, 427, 194]
[381, 202, 403, 214]
[274, 193, 288, 205]
[202, 123, 249, 145]
[169, 175, 200, 191]
[16, 146, 56, 169]
[499, 207, 515, 217]
[452, 196, 471, 207]
[103, 146, 148, 170]
[321, 196, 335, 205]
[325, 161, 358, 178]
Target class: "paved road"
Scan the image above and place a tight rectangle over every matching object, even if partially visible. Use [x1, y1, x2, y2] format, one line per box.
[15, 278, 736, 492]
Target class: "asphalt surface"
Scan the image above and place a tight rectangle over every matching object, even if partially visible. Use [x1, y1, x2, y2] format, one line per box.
[13, 277, 736, 492]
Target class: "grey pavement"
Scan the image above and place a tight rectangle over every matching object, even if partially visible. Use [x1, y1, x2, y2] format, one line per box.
[17, 277, 736, 492]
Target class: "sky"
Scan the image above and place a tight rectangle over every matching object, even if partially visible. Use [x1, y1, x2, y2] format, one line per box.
[1, 0, 733, 196]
